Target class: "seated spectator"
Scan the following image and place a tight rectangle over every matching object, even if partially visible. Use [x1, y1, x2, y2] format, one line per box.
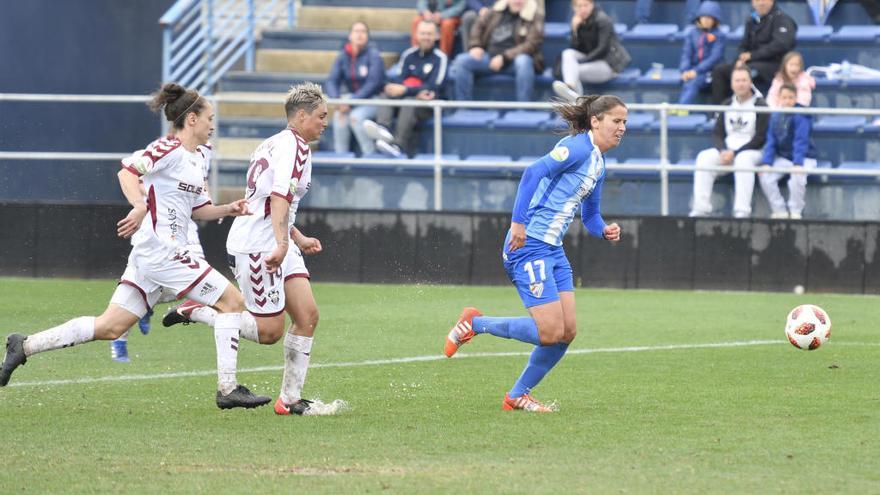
[689, 66, 769, 218]
[325, 21, 385, 155]
[766, 51, 815, 108]
[711, 0, 796, 103]
[412, 0, 466, 56]
[460, 0, 494, 51]
[677, 1, 725, 105]
[758, 83, 817, 219]
[450, 0, 544, 102]
[636, 0, 700, 26]
[552, 0, 630, 102]
[363, 20, 448, 157]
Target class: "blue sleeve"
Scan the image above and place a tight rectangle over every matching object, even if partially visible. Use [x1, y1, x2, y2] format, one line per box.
[511, 148, 580, 224]
[695, 32, 725, 75]
[352, 51, 385, 99]
[679, 30, 694, 72]
[792, 114, 812, 165]
[324, 54, 343, 98]
[390, 53, 407, 85]
[762, 115, 778, 164]
[581, 175, 607, 238]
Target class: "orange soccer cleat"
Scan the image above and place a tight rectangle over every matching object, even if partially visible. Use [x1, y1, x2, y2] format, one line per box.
[502, 393, 554, 413]
[444, 307, 482, 358]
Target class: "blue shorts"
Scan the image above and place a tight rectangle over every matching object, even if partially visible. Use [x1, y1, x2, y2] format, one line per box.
[502, 234, 573, 308]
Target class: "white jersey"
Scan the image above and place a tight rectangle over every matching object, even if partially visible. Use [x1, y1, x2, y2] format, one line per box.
[723, 92, 762, 151]
[226, 128, 311, 254]
[121, 136, 212, 254]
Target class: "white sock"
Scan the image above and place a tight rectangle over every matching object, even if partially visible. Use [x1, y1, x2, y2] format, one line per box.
[280, 333, 313, 404]
[190, 306, 217, 326]
[22, 316, 95, 356]
[239, 311, 260, 343]
[115, 329, 129, 342]
[213, 312, 241, 395]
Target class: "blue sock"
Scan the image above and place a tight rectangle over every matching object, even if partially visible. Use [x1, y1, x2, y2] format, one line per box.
[509, 342, 570, 398]
[472, 316, 540, 346]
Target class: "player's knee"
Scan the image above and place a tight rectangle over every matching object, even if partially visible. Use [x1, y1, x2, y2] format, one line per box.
[563, 326, 577, 344]
[259, 328, 283, 345]
[537, 324, 564, 346]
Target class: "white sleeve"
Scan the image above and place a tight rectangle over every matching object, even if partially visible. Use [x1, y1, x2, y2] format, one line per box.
[270, 146, 295, 200]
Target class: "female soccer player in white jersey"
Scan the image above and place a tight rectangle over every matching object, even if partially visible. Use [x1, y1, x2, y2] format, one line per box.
[444, 94, 627, 412]
[0, 83, 271, 410]
[163, 82, 332, 416]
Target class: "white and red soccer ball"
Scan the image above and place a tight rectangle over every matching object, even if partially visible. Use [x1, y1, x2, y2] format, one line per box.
[785, 304, 832, 350]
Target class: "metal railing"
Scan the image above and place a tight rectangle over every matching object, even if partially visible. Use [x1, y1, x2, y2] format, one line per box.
[160, 0, 296, 95]
[2, 92, 879, 215]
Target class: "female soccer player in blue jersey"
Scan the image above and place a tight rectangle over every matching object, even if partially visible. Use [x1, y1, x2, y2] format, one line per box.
[444, 94, 627, 412]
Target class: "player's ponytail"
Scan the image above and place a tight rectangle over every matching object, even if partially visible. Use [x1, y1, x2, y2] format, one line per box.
[554, 94, 626, 135]
[148, 83, 206, 130]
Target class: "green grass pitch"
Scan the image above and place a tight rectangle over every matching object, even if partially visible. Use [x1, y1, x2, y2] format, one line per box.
[0, 278, 878, 493]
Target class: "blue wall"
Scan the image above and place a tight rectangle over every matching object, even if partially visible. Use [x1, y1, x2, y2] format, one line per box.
[0, 0, 174, 202]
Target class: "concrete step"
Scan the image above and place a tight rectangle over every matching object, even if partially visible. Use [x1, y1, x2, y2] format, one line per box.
[216, 92, 288, 119]
[297, 5, 414, 32]
[256, 48, 399, 74]
[260, 29, 411, 53]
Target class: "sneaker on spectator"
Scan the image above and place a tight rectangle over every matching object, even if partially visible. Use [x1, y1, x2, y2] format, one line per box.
[375, 140, 403, 158]
[363, 119, 394, 144]
[770, 211, 789, 219]
[789, 212, 803, 220]
[552, 81, 579, 103]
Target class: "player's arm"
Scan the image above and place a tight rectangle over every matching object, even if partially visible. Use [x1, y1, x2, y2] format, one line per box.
[289, 226, 323, 255]
[581, 178, 619, 241]
[191, 200, 251, 221]
[264, 195, 291, 274]
[116, 167, 148, 238]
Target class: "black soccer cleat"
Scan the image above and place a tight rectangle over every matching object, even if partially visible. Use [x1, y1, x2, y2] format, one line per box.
[161, 300, 202, 327]
[0, 333, 28, 386]
[215, 385, 272, 410]
[274, 397, 314, 416]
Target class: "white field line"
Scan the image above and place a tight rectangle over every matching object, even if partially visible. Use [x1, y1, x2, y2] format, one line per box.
[5, 339, 876, 388]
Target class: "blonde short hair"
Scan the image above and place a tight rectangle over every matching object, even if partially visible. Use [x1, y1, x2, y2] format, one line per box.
[285, 82, 327, 118]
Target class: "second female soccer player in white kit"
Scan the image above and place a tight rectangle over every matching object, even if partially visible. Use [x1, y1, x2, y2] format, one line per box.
[164, 82, 334, 416]
[0, 83, 273, 410]
[444, 94, 627, 412]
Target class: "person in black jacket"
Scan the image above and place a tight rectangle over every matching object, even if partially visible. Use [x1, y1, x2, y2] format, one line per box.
[710, 0, 796, 103]
[363, 20, 448, 157]
[552, 0, 631, 102]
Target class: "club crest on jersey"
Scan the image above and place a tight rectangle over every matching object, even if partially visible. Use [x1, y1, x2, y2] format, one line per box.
[550, 146, 569, 162]
[529, 281, 544, 298]
[359, 65, 368, 77]
[268, 289, 281, 305]
[423, 63, 433, 74]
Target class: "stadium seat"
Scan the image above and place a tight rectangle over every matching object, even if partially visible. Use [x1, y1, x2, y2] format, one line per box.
[453, 154, 518, 176]
[622, 23, 679, 41]
[797, 25, 833, 42]
[493, 110, 553, 130]
[649, 114, 708, 131]
[636, 68, 682, 86]
[833, 161, 880, 182]
[543, 22, 571, 39]
[610, 67, 642, 84]
[830, 25, 880, 43]
[624, 112, 657, 131]
[614, 157, 662, 179]
[726, 25, 745, 43]
[812, 115, 867, 133]
[442, 110, 500, 129]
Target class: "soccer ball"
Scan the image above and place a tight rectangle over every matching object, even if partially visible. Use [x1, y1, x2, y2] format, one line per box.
[785, 304, 832, 350]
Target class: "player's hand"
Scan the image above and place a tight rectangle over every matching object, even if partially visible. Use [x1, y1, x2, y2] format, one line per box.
[507, 222, 526, 252]
[297, 236, 323, 255]
[603, 222, 621, 242]
[385, 83, 407, 98]
[227, 199, 251, 216]
[488, 55, 504, 71]
[681, 70, 696, 81]
[265, 243, 287, 274]
[468, 47, 485, 60]
[117, 206, 147, 238]
[416, 90, 435, 100]
[738, 52, 751, 64]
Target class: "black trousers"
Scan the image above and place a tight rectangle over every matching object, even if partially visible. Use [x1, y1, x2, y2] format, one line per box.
[375, 103, 433, 157]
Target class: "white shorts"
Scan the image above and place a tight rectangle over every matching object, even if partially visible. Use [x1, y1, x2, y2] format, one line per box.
[229, 244, 310, 317]
[110, 246, 230, 318]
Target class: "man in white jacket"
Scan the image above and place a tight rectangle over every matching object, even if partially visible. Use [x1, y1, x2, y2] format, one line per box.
[689, 67, 769, 218]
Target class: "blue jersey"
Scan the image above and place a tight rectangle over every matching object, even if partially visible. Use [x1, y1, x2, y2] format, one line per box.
[511, 131, 608, 247]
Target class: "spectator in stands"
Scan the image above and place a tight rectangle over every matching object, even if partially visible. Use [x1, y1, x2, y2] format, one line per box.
[677, 1, 725, 105]
[551, 0, 630, 102]
[412, 0, 466, 56]
[766, 51, 815, 108]
[758, 83, 817, 220]
[636, 0, 700, 26]
[363, 20, 448, 157]
[689, 66, 769, 219]
[450, 0, 545, 102]
[325, 21, 385, 155]
[460, 0, 495, 51]
[711, 0, 796, 103]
